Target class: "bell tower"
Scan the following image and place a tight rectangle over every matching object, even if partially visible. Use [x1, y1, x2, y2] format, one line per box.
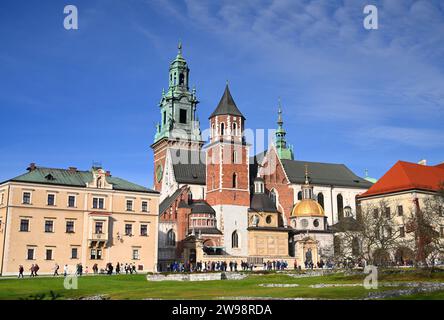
[205, 84, 250, 256]
[151, 43, 204, 192]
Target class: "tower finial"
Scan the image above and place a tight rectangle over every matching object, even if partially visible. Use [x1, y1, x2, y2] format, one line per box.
[277, 97, 283, 125]
[178, 41, 182, 55]
[304, 164, 309, 185]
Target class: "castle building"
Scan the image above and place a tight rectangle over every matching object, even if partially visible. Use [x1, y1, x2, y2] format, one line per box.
[0, 164, 159, 275]
[154, 45, 373, 270]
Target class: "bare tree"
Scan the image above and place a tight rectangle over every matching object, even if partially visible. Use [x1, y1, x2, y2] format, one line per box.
[405, 183, 444, 268]
[336, 200, 406, 267]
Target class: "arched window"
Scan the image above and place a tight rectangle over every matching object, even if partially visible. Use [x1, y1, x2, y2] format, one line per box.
[297, 191, 302, 201]
[211, 123, 215, 138]
[337, 194, 344, 220]
[317, 192, 324, 209]
[270, 189, 277, 205]
[166, 229, 176, 246]
[232, 231, 239, 248]
[173, 72, 177, 85]
[232, 122, 237, 135]
[179, 73, 185, 85]
[232, 173, 237, 188]
[220, 123, 225, 136]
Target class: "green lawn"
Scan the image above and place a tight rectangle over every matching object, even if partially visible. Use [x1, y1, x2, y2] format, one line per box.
[0, 270, 443, 300]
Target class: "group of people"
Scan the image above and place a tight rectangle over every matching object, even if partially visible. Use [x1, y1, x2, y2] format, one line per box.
[17, 262, 139, 278]
[263, 260, 289, 271]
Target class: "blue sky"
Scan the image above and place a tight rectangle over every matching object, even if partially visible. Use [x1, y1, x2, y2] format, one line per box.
[0, 0, 443, 188]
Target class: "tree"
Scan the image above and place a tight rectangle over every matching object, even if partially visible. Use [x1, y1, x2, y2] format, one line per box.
[337, 200, 405, 267]
[405, 183, 444, 267]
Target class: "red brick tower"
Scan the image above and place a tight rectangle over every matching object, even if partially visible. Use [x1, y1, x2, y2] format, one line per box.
[205, 84, 250, 207]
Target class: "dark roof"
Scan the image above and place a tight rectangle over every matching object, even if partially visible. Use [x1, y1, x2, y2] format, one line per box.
[6, 167, 157, 194]
[330, 217, 363, 232]
[250, 193, 278, 212]
[209, 85, 245, 119]
[159, 186, 187, 214]
[171, 149, 206, 185]
[280, 159, 373, 188]
[190, 201, 216, 214]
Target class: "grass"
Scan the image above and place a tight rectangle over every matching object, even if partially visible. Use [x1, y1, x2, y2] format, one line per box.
[0, 269, 443, 300]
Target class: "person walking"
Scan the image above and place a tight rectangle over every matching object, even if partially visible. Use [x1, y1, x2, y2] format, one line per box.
[29, 264, 35, 277]
[53, 263, 59, 276]
[64, 264, 69, 277]
[18, 265, 24, 278]
[132, 263, 137, 274]
[34, 264, 40, 276]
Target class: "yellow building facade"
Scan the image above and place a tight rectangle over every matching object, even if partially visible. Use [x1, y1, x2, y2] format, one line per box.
[0, 164, 159, 275]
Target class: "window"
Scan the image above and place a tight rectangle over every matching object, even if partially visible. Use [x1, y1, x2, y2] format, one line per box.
[163, 111, 167, 125]
[46, 249, 53, 260]
[220, 123, 225, 136]
[232, 122, 237, 135]
[232, 150, 238, 164]
[20, 219, 29, 232]
[373, 209, 379, 219]
[27, 248, 35, 260]
[313, 219, 320, 227]
[66, 221, 75, 233]
[68, 195, 76, 208]
[232, 173, 237, 188]
[125, 224, 133, 236]
[317, 193, 324, 209]
[126, 200, 133, 211]
[142, 201, 148, 212]
[45, 220, 54, 233]
[337, 194, 344, 220]
[132, 249, 140, 260]
[179, 73, 185, 85]
[266, 216, 272, 224]
[140, 224, 148, 236]
[179, 109, 187, 124]
[47, 194, 55, 206]
[397, 205, 403, 216]
[93, 197, 104, 209]
[71, 248, 78, 259]
[23, 192, 31, 204]
[270, 189, 277, 205]
[90, 249, 102, 260]
[385, 207, 391, 218]
[231, 231, 239, 248]
[95, 221, 103, 234]
[297, 191, 302, 201]
[400, 226, 405, 238]
[166, 229, 176, 246]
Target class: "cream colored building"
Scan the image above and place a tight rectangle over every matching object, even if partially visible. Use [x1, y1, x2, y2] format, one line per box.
[0, 164, 159, 276]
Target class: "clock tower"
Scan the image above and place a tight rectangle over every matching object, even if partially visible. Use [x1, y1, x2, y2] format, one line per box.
[151, 43, 204, 192]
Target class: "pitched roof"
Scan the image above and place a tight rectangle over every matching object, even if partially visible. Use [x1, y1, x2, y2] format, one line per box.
[4, 167, 157, 194]
[209, 85, 245, 119]
[250, 193, 278, 212]
[190, 200, 216, 214]
[171, 149, 206, 185]
[159, 186, 187, 214]
[359, 161, 444, 198]
[280, 159, 372, 188]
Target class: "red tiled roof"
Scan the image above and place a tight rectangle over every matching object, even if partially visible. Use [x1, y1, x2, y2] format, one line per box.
[358, 161, 444, 198]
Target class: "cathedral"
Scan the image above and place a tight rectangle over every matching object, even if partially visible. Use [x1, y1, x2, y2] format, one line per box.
[152, 45, 373, 270]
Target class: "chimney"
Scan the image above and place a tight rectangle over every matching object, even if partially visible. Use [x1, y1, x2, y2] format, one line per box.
[68, 167, 77, 173]
[418, 159, 427, 166]
[27, 163, 37, 171]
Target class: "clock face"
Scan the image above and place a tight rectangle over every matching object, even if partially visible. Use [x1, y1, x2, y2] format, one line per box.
[156, 164, 163, 183]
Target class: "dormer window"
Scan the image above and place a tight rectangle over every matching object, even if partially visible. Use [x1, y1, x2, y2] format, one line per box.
[45, 174, 55, 181]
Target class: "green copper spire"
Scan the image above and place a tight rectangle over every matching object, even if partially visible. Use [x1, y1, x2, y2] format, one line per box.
[154, 43, 202, 144]
[275, 99, 294, 160]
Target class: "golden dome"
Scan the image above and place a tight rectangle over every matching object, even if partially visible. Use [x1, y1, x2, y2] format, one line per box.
[291, 199, 325, 217]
